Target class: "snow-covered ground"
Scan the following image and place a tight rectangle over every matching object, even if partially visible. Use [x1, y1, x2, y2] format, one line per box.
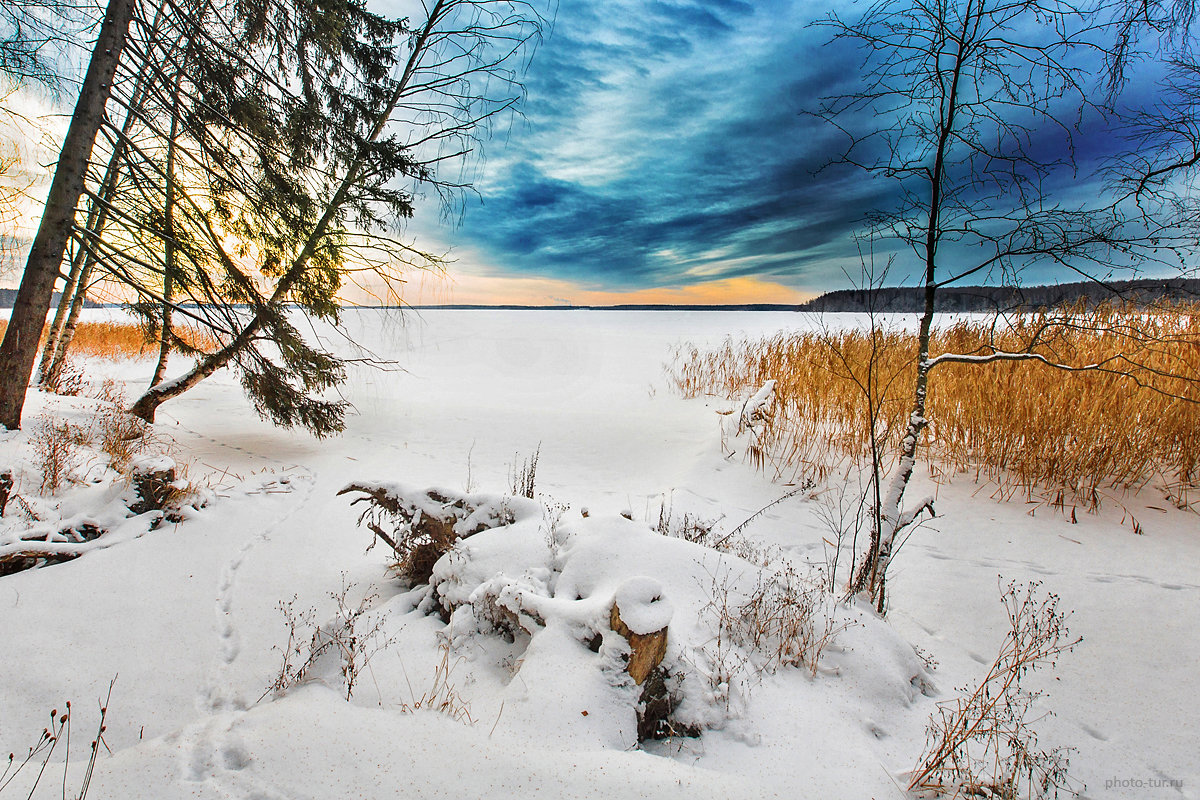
[1, 308, 1196, 799]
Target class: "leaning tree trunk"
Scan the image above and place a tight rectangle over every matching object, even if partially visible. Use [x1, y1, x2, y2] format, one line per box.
[0, 0, 137, 429]
[129, 0, 451, 424]
[150, 58, 186, 389]
[37, 238, 90, 385]
[39, 35, 161, 389]
[44, 255, 96, 388]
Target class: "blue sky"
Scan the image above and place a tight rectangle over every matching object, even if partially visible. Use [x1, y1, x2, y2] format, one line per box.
[386, 0, 1177, 306]
[1, 0, 1173, 305]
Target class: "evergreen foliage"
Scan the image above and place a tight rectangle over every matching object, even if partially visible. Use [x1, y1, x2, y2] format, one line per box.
[4, 0, 543, 434]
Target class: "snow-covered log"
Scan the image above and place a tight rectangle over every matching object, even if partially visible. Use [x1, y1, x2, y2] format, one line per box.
[738, 379, 777, 434]
[339, 481, 541, 584]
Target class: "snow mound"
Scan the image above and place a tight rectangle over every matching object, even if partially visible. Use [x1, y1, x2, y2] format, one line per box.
[351, 483, 931, 760]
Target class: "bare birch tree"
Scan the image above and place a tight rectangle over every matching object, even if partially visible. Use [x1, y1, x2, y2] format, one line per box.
[814, 0, 1184, 611]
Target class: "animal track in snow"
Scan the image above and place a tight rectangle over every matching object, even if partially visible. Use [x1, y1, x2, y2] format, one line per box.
[181, 467, 315, 795]
[1084, 572, 1197, 592]
[204, 470, 315, 712]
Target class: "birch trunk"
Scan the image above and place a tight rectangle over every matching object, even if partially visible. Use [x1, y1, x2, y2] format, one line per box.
[849, 0, 972, 609]
[37, 237, 90, 385]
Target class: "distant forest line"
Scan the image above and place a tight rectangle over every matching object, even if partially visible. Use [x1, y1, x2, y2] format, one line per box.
[796, 277, 1200, 313]
[0, 289, 97, 309]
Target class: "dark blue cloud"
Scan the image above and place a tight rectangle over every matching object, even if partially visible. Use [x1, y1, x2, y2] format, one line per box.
[426, 0, 1167, 296]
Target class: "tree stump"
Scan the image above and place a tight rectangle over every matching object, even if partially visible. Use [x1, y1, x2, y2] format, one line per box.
[0, 470, 12, 517]
[129, 457, 177, 515]
[609, 577, 672, 685]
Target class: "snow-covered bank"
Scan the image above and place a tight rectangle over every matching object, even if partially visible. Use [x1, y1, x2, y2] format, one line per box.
[1, 309, 1196, 798]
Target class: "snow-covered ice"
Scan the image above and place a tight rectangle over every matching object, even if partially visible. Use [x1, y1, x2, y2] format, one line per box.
[0, 308, 1196, 799]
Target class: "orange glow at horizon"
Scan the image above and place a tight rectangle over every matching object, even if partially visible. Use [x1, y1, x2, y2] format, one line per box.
[339, 270, 814, 307]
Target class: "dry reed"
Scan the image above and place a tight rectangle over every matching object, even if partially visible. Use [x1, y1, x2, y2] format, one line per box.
[670, 304, 1200, 508]
[30, 416, 88, 494]
[0, 320, 218, 361]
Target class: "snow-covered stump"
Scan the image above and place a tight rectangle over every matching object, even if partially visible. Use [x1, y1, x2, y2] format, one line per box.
[128, 456, 178, 516]
[609, 578, 685, 742]
[609, 577, 672, 685]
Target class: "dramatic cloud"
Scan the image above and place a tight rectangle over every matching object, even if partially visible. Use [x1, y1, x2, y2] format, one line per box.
[413, 0, 891, 298]
[407, 0, 1154, 301]
[1, 0, 1166, 302]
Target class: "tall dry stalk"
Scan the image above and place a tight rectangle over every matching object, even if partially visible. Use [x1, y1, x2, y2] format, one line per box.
[909, 581, 1080, 798]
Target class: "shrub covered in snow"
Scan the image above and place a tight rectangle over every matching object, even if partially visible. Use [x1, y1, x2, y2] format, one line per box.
[339, 481, 541, 585]
[0, 405, 205, 575]
[344, 481, 900, 744]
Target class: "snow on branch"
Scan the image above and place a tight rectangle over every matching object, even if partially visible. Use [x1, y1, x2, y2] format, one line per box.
[893, 494, 935, 531]
[924, 349, 1199, 402]
[738, 379, 777, 434]
[924, 350, 1103, 371]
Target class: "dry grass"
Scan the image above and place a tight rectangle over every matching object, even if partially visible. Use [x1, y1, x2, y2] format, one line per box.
[265, 580, 393, 702]
[395, 642, 473, 723]
[509, 444, 540, 499]
[0, 320, 219, 361]
[653, 496, 719, 546]
[30, 416, 88, 495]
[909, 581, 1079, 799]
[87, 381, 153, 473]
[670, 304, 1200, 508]
[0, 681, 113, 800]
[703, 563, 848, 683]
[41, 356, 87, 396]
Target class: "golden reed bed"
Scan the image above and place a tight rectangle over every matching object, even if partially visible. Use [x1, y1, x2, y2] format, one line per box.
[0, 320, 218, 360]
[670, 305, 1200, 509]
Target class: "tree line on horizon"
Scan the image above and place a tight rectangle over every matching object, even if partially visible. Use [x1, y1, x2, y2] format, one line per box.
[798, 277, 1200, 313]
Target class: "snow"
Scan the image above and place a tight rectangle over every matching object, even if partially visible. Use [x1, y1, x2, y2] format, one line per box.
[611, 577, 672, 634]
[0, 307, 1196, 799]
[129, 454, 176, 474]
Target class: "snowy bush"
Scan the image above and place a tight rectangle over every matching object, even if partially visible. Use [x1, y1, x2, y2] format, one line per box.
[264, 579, 393, 701]
[31, 415, 88, 494]
[0, 403, 206, 576]
[89, 384, 153, 474]
[340, 481, 539, 585]
[704, 561, 851, 680]
[347, 481, 872, 743]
